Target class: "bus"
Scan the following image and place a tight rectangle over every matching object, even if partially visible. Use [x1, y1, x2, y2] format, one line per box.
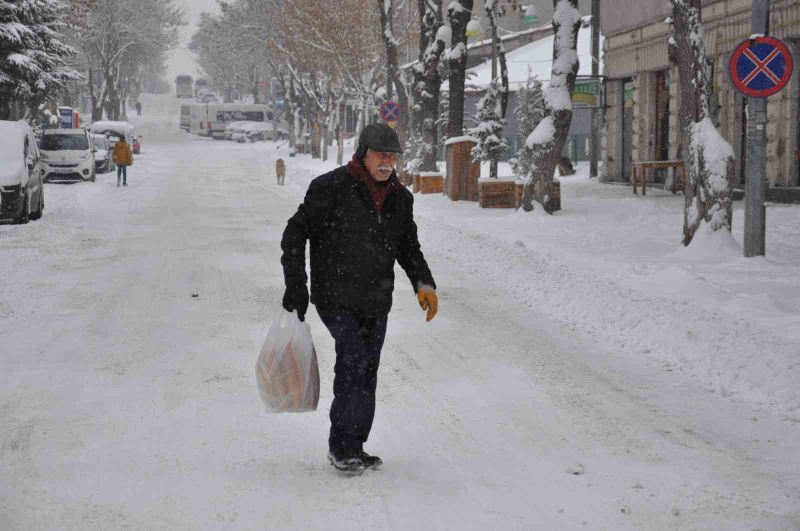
[189, 103, 273, 139]
[176, 75, 193, 98]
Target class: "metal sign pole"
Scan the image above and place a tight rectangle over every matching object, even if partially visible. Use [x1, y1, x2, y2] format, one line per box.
[744, 0, 769, 257]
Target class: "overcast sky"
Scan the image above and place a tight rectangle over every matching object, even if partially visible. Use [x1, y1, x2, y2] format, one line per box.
[165, 0, 221, 82]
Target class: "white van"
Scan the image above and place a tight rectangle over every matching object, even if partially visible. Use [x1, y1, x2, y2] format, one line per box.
[180, 104, 194, 131]
[0, 120, 45, 223]
[189, 104, 272, 139]
[40, 128, 96, 183]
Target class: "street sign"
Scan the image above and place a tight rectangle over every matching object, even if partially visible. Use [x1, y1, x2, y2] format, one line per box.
[58, 107, 74, 129]
[729, 36, 793, 98]
[379, 100, 400, 123]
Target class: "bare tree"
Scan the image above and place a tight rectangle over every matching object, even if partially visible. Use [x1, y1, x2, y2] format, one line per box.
[520, 0, 581, 213]
[377, 0, 410, 147]
[669, 0, 735, 245]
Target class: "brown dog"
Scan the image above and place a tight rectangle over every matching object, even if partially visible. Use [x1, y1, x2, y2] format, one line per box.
[276, 158, 286, 185]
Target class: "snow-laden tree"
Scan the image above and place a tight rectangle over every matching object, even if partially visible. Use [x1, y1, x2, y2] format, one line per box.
[407, 0, 446, 173]
[668, 0, 735, 246]
[468, 80, 508, 178]
[511, 70, 545, 178]
[80, 0, 184, 120]
[520, 0, 581, 213]
[445, 0, 472, 138]
[0, 0, 81, 120]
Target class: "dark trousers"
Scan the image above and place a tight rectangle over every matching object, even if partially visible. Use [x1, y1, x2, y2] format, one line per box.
[317, 309, 388, 456]
[117, 164, 127, 184]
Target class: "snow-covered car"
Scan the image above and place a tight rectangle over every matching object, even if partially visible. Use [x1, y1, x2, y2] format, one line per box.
[198, 93, 219, 103]
[39, 128, 96, 183]
[234, 121, 275, 143]
[92, 133, 114, 173]
[223, 121, 250, 141]
[0, 120, 45, 223]
[89, 121, 135, 149]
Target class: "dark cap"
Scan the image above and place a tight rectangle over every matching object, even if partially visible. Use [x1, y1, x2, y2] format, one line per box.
[358, 123, 403, 154]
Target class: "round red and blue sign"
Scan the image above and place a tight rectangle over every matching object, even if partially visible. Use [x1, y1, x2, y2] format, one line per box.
[729, 36, 793, 98]
[380, 100, 400, 122]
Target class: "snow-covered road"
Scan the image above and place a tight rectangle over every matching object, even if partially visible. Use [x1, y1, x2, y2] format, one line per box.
[1, 94, 798, 530]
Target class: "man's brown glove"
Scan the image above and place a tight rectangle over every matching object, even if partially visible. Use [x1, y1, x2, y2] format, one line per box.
[417, 287, 438, 322]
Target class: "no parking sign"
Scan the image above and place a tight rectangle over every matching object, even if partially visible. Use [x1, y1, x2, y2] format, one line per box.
[729, 36, 793, 98]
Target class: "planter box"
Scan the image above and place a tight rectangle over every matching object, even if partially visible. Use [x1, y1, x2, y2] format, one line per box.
[418, 172, 444, 194]
[445, 139, 480, 201]
[514, 180, 562, 211]
[479, 179, 517, 208]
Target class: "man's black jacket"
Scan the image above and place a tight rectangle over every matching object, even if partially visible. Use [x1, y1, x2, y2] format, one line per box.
[281, 165, 435, 316]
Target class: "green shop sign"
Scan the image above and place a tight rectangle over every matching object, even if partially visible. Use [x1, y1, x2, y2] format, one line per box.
[572, 79, 601, 108]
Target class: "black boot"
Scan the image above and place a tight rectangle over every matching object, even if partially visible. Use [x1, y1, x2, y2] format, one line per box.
[327, 451, 365, 474]
[358, 450, 382, 469]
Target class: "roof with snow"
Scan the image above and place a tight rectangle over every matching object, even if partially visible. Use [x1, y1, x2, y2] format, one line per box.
[443, 23, 604, 92]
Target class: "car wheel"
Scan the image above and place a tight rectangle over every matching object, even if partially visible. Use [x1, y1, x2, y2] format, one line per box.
[29, 187, 44, 221]
[14, 187, 29, 225]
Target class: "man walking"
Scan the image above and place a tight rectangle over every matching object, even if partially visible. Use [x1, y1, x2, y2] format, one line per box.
[280, 124, 438, 473]
[112, 136, 133, 187]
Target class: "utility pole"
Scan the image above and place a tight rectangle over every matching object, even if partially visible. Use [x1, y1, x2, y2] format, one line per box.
[744, 0, 769, 257]
[271, 78, 279, 143]
[589, 0, 600, 178]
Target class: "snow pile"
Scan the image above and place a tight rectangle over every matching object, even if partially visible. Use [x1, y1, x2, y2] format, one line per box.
[670, 221, 741, 262]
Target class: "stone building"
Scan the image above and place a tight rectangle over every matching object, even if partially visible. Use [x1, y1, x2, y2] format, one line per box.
[602, 0, 800, 189]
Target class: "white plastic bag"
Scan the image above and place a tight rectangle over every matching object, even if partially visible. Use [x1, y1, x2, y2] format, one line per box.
[255, 309, 320, 413]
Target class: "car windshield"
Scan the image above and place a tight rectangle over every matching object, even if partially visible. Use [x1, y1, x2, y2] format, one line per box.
[93, 137, 108, 148]
[41, 134, 89, 151]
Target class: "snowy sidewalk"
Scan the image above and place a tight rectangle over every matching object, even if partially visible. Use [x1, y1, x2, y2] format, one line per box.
[269, 147, 800, 421]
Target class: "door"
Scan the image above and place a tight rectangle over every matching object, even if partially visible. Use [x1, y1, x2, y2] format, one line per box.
[622, 78, 634, 181]
[654, 70, 671, 182]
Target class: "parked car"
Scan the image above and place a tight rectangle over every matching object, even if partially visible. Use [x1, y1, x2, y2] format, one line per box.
[198, 92, 219, 103]
[234, 121, 275, 143]
[89, 121, 134, 149]
[222, 121, 248, 140]
[92, 133, 114, 173]
[39, 128, 96, 183]
[0, 120, 45, 223]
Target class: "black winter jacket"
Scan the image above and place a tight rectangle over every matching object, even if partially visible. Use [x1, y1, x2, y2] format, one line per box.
[281, 165, 435, 316]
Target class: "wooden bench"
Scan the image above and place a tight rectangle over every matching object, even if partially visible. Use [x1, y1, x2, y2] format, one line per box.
[631, 160, 686, 195]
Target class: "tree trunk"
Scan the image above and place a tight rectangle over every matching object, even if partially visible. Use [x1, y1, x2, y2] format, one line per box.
[521, 0, 582, 213]
[417, 0, 445, 171]
[446, 0, 473, 138]
[670, 0, 735, 245]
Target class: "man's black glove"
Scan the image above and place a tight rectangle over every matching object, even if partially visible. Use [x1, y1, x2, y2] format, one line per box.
[282, 284, 309, 321]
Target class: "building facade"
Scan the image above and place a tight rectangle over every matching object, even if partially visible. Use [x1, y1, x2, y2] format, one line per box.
[602, 0, 800, 188]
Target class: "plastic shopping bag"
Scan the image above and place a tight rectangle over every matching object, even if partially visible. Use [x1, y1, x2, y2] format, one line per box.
[255, 309, 320, 413]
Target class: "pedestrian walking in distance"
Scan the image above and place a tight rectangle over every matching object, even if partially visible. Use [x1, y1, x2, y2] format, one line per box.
[280, 123, 438, 474]
[135, 101, 142, 116]
[276, 158, 286, 186]
[113, 136, 133, 187]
